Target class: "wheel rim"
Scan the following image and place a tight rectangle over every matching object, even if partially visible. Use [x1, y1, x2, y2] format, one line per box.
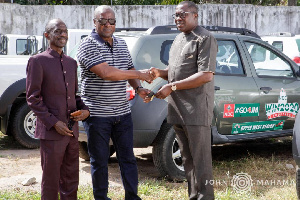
[24, 111, 37, 139]
[172, 138, 184, 171]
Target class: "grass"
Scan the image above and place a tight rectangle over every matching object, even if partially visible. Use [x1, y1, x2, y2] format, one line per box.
[0, 133, 298, 199]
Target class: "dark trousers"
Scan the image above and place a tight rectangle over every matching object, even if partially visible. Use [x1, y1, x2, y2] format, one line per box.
[173, 124, 214, 200]
[40, 136, 79, 200]
[83, 113, 141, 200]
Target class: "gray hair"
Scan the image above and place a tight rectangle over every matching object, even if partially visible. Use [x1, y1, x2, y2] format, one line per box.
[94, 5, 115, 18]
[45, 18, 65, 33]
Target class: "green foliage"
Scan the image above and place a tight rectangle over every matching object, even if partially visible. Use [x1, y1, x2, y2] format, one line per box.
[12, 0, 296, 5]
[113, 0, 160, 5]
[159, 0, 188, 5]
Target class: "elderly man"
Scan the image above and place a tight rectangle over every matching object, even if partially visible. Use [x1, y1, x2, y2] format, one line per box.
[151, 1, 218, 199]
[26, 18, 90, 200]
[77, 5, 153, 200]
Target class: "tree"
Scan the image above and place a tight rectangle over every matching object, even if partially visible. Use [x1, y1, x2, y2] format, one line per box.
[288, 0, 297, 5]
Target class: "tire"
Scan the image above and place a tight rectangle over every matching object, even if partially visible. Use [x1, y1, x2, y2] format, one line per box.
[297, 166, 300, 199]
[11, 102, 40, 149]
[152, 122, 185, 181]
[78, 141, 115, 161]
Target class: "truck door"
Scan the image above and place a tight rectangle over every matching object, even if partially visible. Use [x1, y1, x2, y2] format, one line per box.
[214, 39, 260, 135]
[243, 40, 300, 131]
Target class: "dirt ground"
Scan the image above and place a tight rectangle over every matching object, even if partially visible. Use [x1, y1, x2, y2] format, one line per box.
[0, 146, 159, 193]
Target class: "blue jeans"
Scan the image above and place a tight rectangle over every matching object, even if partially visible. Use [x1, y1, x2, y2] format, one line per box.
[83, 113, 141, 200]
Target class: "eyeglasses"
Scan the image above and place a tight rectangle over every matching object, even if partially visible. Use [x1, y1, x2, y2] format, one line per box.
[94, 18, 116, 25]
[172, 12, 195, 19]
[52, 29, 68, 35]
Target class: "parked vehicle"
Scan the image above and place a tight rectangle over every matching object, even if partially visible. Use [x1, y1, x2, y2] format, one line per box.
[0, 34, 43, 56]
[1, 26, 300, 181]
[261, 32, 300, 66]
[292, 111, 300, 198]
[42, 28, 148, 56]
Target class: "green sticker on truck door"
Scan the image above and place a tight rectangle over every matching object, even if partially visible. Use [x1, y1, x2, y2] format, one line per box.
[231, 120, 284, 134]
[223, 103, 260, 118]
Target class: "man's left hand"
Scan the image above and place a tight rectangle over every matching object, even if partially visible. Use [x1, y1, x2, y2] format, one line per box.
[137, 88, 153, 103]
[155, 84, 172, 99]
[70, 110, 90, 121]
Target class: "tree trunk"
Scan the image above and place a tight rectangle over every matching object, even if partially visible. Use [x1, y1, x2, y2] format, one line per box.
[220, 0, 228, 3]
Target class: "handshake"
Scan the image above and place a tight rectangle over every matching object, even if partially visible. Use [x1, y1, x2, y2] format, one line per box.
[136, 67, 172, 103]
[137, 67, 159, 84]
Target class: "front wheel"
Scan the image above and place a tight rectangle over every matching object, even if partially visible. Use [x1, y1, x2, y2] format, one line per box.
[152, 122, 185, 181]
[11, 102, 39, 148]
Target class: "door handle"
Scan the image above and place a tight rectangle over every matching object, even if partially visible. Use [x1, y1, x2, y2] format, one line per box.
[260, 87, 272, 94]
[215, 86, 220, 91]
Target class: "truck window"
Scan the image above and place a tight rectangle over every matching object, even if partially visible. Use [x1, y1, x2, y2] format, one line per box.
[245, 42, 294, 77]
[0, 35, 8, 55]
[272, 41, 283, 52]
[135, 39, 173, 70]
[216, 40, 244, 75]
[16, 39, 28, 55]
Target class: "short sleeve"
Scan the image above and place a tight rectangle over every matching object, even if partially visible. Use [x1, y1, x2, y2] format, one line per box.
[197, 34, 218, 73]
[77, 38, 105, 70]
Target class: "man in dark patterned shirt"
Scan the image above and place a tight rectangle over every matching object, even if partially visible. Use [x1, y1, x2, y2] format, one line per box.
[151, 1, 218, 199]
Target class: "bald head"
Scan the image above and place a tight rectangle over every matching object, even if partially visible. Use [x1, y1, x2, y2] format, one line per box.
[94, 5, 115, 19]
[45, 18, 66, 34]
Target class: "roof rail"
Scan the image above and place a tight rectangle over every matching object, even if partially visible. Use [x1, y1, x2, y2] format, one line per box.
[201, 26, 261, 39]
[115, 28, 148, 32]
[147, 25, 179, 35]
[147, 25, 260, 39]
[262, 32, 295, 37]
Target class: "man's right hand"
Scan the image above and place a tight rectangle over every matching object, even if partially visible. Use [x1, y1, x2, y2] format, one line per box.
[54, 121, 73, 137]
[149, 67, 160, 79]
[138, 69, 154, 83]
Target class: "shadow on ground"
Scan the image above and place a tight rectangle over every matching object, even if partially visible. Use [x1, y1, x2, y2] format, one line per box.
[0, 133, 26, 150]
[212, 136, 293, 161]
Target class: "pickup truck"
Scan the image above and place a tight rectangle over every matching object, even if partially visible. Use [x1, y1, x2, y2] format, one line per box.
[1, 26, 300, 181]
[0, 34, 43, 56]
[0, 55, 39, 148]
[0, 29, 95, 148]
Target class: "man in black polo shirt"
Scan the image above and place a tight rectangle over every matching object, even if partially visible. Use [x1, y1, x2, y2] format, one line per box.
[77, 5, 152, 200]
[151, 1, 218, 199]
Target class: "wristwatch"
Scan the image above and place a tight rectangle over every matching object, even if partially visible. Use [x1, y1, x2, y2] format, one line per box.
[171, 83, 177, 91]
[135, 86, 143, 94]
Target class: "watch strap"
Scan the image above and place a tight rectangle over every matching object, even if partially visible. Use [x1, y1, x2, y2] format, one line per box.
[135, 86, 143, 94]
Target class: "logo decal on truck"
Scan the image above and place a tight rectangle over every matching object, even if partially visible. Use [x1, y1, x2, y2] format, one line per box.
[265, 88, 299, 119]
[223, 103, 260, 118]
[232, 120, 284, 134]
